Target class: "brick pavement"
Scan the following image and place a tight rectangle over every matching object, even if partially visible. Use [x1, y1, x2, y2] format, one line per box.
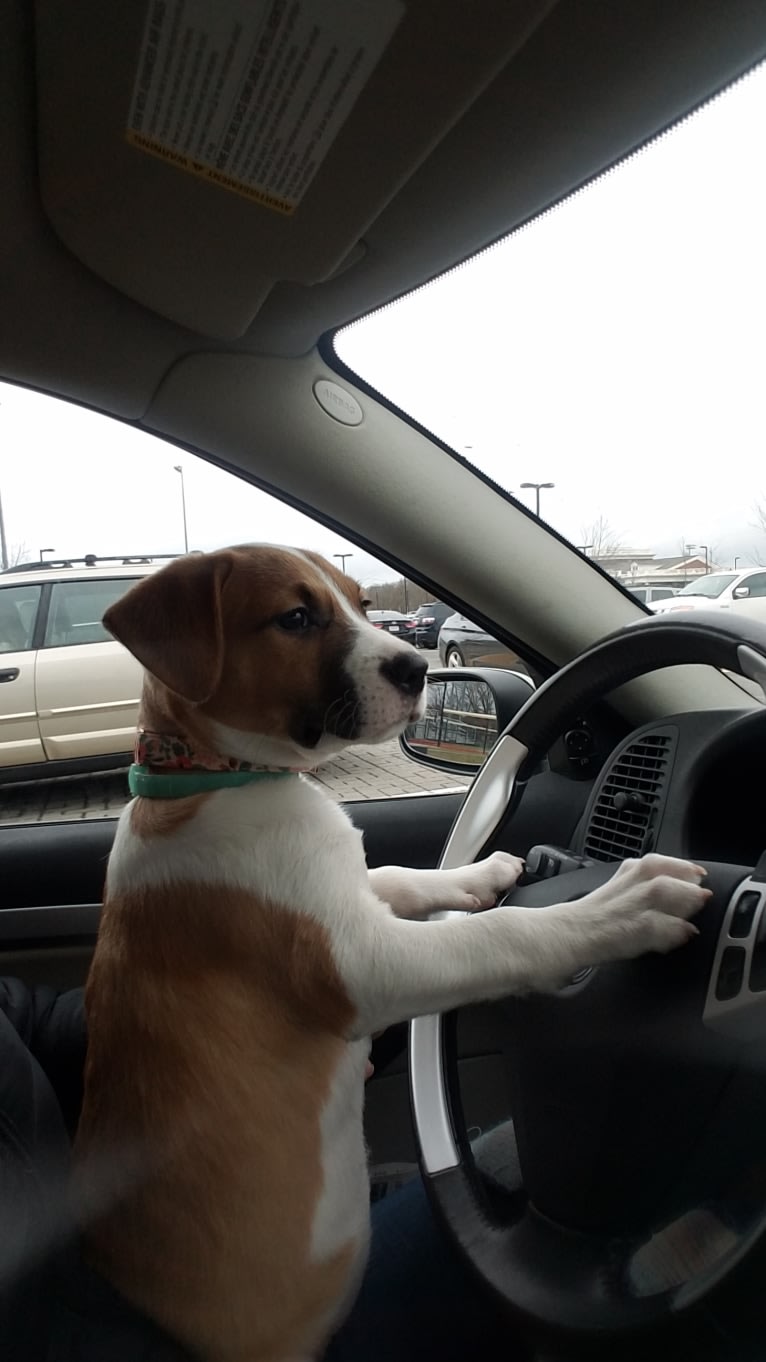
[0, 649, 467, 826]
[0, 739, 467, 826]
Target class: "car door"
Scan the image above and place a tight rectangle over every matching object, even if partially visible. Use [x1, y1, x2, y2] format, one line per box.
[34, 577, 143, 760]
[729, 571, 766, 622]
[0, 581, 44, 768]
[459, 618, 520, 669]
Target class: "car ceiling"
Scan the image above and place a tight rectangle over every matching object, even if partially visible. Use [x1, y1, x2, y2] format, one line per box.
[2, 0, 765, 415]
[2, 0, 765, 722]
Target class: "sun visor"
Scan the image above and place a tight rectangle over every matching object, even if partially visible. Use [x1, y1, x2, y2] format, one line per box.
[33, 0, 554, 339]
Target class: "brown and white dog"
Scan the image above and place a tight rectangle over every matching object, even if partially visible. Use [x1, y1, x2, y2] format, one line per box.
[74, 545, 709, 1362]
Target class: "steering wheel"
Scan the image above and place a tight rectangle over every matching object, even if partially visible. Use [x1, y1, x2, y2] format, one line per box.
[409, 611, 766, 1341]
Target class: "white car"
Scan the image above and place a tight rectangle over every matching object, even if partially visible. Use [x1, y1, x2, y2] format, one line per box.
[650, 567, 766, 619]
[0, 557, 169, 777]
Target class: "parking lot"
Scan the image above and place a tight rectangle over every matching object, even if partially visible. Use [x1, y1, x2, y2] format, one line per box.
[0, 650, 468, 826]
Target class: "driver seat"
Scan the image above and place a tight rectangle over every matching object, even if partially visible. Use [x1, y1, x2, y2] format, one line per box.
[0, 979, 191, 1361]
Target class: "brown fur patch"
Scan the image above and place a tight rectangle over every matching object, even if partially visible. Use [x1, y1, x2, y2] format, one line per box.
[75, 882, 358, 1361]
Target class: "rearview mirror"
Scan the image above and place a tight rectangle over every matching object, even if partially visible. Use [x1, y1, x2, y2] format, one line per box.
[733, 586, 750, 598]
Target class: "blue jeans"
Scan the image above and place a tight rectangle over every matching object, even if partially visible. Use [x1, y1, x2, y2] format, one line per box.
[325, 1177, 512, 1361]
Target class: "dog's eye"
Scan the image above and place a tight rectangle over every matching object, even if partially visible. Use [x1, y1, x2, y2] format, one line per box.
[277, 607, 311, 632]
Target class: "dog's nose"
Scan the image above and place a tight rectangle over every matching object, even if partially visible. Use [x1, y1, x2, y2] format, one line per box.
[380, 650, 428, 697]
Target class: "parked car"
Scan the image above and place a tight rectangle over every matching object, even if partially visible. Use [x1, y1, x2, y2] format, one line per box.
[651, 567, 766, 618]
[629, 585, 677, 606]
[365, 609, 412, 637]
[438, 612, 523, 670]
[0, 556, 171, 778]
[407, 601, 453, 648]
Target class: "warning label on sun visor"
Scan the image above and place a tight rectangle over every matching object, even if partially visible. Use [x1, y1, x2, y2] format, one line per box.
[127, 0, 404, 215]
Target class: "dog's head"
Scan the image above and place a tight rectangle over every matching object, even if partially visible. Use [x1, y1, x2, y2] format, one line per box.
[104, 546, 428, 767]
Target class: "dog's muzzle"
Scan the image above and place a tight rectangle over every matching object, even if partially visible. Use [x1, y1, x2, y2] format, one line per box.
[379, 651, 428, 698]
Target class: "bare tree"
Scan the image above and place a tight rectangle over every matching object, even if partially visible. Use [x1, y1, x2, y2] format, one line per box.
[362, 578, 434, 613]
[750, 500, 766, 566]
[579, 516, 625, 557]
[7, 541, 30, 568]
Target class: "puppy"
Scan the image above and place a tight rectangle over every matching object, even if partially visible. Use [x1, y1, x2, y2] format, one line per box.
[73, 545, 708, 1362]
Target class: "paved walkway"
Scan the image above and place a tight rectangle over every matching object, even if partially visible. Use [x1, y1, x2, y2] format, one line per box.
[0, 654, 470, 825]
[0, 739, 467, 826]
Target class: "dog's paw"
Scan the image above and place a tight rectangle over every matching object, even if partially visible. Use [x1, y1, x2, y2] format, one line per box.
[444, 851, 525, 911]
[575, 854, 711, 963]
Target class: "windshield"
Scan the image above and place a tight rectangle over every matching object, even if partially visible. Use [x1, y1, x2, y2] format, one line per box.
[335, 63, 766, 595]
[678, 574, 736, 598]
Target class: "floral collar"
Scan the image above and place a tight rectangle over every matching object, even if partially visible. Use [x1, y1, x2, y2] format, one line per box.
[128, 730, 303, 799]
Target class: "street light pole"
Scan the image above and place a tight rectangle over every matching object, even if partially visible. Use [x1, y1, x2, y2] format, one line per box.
[39, 547, 54, 562]
[0, 485, 8, 570]
[333, 553, 353, 573]
[692, 543, 709, 574]
[173, 465, 189, 554]
[520, 481, 555, 517]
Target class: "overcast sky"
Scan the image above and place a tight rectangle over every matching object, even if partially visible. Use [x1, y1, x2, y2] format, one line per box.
[1, 59, 764, 581]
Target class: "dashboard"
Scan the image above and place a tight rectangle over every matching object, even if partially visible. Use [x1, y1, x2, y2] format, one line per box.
[576, 705, 766, 870]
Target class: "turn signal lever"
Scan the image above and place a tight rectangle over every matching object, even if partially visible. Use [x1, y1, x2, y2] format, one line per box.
[524, 844, 596, 882]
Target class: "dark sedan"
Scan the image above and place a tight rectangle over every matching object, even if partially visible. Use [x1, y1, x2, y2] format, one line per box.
[407, 601, 454, 648]
[438, 612, 524, 669]
[365, 609, 412, 638]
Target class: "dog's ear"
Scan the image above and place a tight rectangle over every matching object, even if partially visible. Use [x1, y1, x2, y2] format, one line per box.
[104, 552, 234, 703]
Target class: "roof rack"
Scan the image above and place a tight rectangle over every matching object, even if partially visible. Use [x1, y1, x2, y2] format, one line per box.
[3, 553, 179, 574]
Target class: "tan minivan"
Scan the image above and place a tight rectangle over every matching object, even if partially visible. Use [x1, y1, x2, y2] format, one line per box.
[0, 556, 170, 779]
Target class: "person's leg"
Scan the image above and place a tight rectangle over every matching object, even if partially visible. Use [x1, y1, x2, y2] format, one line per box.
[323, 1176, 517, 1362]
[0, 1004, 72, 1359]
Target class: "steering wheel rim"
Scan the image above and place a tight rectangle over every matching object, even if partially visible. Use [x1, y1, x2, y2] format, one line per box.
[409, 611, 766, 1336]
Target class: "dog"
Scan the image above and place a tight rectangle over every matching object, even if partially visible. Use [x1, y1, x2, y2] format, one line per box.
[73, 545, 709, 1362]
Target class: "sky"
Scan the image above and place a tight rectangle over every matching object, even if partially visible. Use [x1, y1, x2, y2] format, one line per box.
[1, 59, 765, 580]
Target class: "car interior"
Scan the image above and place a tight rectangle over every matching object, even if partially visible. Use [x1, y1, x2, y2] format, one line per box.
[3, 2, 766, 1358]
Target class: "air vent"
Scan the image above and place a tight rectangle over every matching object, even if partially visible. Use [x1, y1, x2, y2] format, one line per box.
[583, 732, 676, 863]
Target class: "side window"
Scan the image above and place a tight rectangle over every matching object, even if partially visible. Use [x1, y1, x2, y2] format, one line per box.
[744, 573, 766, 598]
[43, 579, 140, 648]
[0, 383, 533, 818]
[0, 584, 42, 654]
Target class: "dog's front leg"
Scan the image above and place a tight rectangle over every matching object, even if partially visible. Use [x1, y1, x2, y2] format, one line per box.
[368, 851, 524, 920]
[350, 855, 710, 1036]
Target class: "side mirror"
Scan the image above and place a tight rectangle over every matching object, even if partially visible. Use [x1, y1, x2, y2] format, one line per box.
[400, 667, 534, 774]
[733, 586, 750, 598]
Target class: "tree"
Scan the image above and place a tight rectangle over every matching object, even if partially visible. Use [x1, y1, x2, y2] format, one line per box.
[578, 516, 625, 557]
[751, 499, 766, 566]
[7, 541, 30, 568]
[362, 578, 433, 613]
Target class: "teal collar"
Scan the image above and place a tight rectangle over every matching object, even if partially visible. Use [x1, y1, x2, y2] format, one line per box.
[128, 764, 297, 799]
[129, 729, 306, 799]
